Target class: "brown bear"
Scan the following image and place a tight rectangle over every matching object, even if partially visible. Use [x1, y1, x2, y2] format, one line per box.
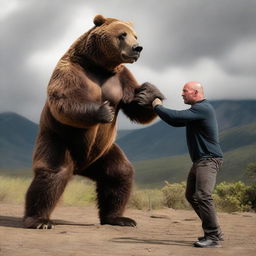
[24, 14, 164, 229]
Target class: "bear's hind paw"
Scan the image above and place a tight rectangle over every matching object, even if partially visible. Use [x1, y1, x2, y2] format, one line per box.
[101, 217, 137, 227]
[24, 217, 55, 229]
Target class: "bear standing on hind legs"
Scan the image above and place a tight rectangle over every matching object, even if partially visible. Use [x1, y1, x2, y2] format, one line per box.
[24, 14, 164, 229]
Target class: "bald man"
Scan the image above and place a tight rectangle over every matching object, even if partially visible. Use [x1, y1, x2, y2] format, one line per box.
[152, 82, 224, 248]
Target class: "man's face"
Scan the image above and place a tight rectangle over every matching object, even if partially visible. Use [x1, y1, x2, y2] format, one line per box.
[182, 85, 196, 105]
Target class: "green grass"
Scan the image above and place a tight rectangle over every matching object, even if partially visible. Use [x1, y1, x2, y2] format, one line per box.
[218, 144, 256, 182]
[134, 154, 191, 187]
[133, 144, 256, 187]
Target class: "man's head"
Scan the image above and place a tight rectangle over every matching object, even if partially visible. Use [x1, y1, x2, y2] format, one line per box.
[182, 81, 205, 105]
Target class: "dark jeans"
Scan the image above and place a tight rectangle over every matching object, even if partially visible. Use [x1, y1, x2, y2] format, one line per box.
[185, 157, 223, 240]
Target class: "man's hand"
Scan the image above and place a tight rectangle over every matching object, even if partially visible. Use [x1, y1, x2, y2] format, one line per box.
[152, 98, 163, 108]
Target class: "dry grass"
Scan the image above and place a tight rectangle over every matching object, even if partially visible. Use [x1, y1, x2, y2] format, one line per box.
[0, 176, 96, 206]
[1, 176, 254, 212]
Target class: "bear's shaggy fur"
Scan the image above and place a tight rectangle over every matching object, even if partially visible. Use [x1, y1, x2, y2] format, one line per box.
[24, 14, 164, 229]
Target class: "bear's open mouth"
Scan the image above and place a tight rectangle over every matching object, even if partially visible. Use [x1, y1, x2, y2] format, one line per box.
[121, 53, 139, 62]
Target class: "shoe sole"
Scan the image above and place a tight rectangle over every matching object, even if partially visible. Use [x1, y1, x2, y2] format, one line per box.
[194, 243, 222, 248]
[198, 237, 224, 241]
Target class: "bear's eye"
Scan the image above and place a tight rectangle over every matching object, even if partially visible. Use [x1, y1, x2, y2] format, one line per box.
[118, 32, 127, 40]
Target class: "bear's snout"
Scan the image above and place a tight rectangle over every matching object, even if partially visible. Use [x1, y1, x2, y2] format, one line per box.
[132, 45, 143, 53]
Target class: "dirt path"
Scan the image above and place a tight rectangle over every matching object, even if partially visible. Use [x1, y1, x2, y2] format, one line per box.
[0, 203, 256, 256]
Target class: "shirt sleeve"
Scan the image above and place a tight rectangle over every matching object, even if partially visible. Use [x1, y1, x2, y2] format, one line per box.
[154, 104, 205, 127]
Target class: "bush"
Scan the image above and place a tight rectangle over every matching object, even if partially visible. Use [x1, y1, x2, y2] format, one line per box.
[161, 181, 190, 209]
[213, 181, 252, 212]
[244, 184, 256, 210]
[213, 194, 245, 213]
[128, 189, 163, 210]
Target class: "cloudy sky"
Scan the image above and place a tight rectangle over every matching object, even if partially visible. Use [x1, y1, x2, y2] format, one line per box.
[1, 0, 256, 129]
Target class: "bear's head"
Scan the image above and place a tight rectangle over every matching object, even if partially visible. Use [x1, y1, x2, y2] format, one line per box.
[73, 15, 143, 70]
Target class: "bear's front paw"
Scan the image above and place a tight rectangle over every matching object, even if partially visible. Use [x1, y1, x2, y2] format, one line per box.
[97, 101, 115, 123]
[101, 217, 137, 227]
[134, 82, 165, 107]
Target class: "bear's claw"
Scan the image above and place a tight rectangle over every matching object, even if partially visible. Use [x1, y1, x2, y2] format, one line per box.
[36, 222, 55, 229]
[24, 217, 55, 229]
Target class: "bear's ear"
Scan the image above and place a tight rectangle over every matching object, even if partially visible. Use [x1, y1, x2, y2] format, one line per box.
[93, 14, 106, 26]
[126, 21, 134, 27]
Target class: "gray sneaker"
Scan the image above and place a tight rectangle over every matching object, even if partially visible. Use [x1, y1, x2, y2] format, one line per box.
[194, 239, 222, 248]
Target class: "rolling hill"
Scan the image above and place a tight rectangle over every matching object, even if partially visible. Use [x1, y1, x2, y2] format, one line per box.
[0, 112, 38, 168]
[117, 100, 256, 161]
[0, 99, 256, 171]
[134, 143, 256, 187]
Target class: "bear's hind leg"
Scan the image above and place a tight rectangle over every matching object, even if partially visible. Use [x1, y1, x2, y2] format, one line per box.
[24, 166, 72, 229]
[24, 134, 73, 229]
[86, 144, 136, 226]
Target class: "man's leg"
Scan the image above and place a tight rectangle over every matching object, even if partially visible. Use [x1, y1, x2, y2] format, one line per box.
[185, 164, 202, 218]
[194, 158, 223, 241]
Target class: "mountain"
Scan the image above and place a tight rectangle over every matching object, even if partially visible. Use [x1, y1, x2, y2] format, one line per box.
[0, 112, 38, 168]
[1, 99, 256, 169]
[117, 100, 256, 161]
[211, 100, 256, 130]
[117, 121, 187, 161]
[220, 122, 256, 152]
[133, 121, 256, 186]
[116, 129, 134, 139]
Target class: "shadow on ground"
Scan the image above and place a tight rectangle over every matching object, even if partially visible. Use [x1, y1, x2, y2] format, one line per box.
[111, 237, 192, 247]
[0, 216, 95, 229]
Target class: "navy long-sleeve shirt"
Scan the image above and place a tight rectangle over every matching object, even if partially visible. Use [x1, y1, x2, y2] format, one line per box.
[154, 99, 223, 162]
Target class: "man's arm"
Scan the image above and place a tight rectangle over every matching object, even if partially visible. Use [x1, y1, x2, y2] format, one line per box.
[152, 98, 205, 127]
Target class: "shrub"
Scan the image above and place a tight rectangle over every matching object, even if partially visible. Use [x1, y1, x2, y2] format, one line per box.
[244, 184, 256, 210]
[213, 194, 245, 213]
[161, 181, 190, 209]
[128, 189, 163, 210]
[214, 181, 252, 212]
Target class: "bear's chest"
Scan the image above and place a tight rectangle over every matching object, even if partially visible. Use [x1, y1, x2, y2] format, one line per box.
[100, 75, 123, 104]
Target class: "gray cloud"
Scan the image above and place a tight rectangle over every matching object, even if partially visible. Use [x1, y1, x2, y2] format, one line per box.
[0, 0, 256, 128]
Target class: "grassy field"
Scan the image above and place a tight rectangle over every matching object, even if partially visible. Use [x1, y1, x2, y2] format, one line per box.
[0, 176, 188, 211]
[1, 176, 255, 213]
[0, 176, 96, 206]
[0, 176, 165, 210]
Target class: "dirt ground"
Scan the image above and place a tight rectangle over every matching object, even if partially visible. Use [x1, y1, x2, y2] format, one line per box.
[0, 203, 256, 256]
